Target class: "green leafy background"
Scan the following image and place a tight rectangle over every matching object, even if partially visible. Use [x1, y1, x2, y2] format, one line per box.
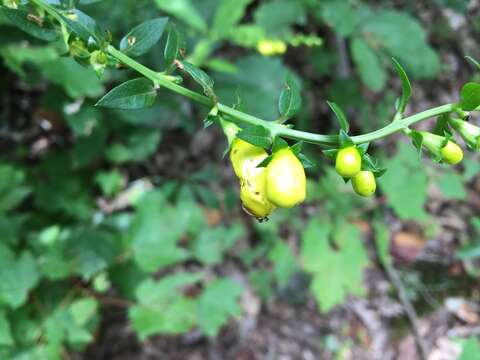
[0, 0, 479, 358]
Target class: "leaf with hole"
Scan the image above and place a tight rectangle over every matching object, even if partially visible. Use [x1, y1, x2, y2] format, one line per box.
[278, 74, 302, 120]
[164, 24, 184, 66]
[0, 7, 59, 41]
[58, 8, 106, 45]
[120, 17, 168, 57]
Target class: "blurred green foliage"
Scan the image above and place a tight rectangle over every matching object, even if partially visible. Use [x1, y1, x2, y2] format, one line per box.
[0, 0, 478, 357]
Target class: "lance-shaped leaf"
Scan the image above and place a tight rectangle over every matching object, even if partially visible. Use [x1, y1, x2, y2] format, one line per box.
[460, 82, 480, 111]
[178, 60, 216, 100]
[95, 78, 157, 110]
[338, 129, 354, 148]
[120, 17, 168, 57]
[272, 137, 289, 152]
[392, 58, 412, 114]
[164, 24, 184, 66]
[57, 8, 106, 45]
[327, 101, 349, 133]
[237, 125, 272, 149]
[0, 7, 59, 41]
[278, 74, 302, 120]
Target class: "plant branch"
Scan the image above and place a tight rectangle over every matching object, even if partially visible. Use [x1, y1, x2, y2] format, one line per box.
[107, 47, 475, 147]
[32, 0, 479, 149]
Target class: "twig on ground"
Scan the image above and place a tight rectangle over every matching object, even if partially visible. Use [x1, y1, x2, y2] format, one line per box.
[384, 264, 429, 360]
[348, 299, 395, 360]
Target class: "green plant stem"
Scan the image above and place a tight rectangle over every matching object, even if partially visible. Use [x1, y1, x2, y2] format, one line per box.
[109, 46, 468, 146]
[32, 0, 479, 147]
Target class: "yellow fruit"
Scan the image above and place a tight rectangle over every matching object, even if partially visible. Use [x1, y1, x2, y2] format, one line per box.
[256, 40, 276, 56]
[265, 148, 306, 208]
[335, 146, 362, 178]
[273, 40, 287, 54]
[229, 138, 275, 219]
[230, 138, 268, 179]
[351, 171, 376, 197]
[240, 171, 275, 219]
[440, 141, 463, 165]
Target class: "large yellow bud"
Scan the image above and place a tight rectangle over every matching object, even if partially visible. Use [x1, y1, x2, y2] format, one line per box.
[265, 148, 306, 208]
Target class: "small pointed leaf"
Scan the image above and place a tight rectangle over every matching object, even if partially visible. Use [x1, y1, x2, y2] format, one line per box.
[392, 58, 412, 115]
[327, 101, 349, 132]
[465, 56, 480, 71]
[95, 78, 157, 110]
[178, 61, 216, 100]
[236, 125, 271, 149]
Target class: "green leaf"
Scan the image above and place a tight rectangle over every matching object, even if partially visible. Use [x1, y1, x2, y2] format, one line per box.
[373, 222, 392, 267]
[154, 0, 207, 32]
[272, 137, 289, 152]
[290, 141, 303, 155]
[278, 74, 302, 120]
[459, 337, 480, 360]
[0, 310, 13, 347]
[350, 37, 387, 92]
[41, 58, 104, 98]
[192, 225, 244, 265]
[0, 7, 59, 41]
[120, 17, 168, 57]
[465, 56, 480, 71]
[0, 164, 31, 213]
[327, 101, 349, 133]
[0, 247, 39, 309]
[301, 221, 369, 312]
[362, 10, 440, 78]
[164, 24, 184, 66]
[254, 0, 305, 35]
[379, 142, 429, 220]
[267, 242, 297, 287]
[66, 227, 121, 279]
[392, 58, 412, 114]
[94, 170, 124, 198]
[197, 279, 243, 337]
[338, 129, 354, 148]
[69, 297, 98, 327]
[456, 243, 480, 261]
[129, 273, 202, 338]
[236, 125, 272, 149]
[211, 0, 253, 39]
[178, 61, 215, 99]
[298, 153, 315, 169]
[438, 172, 467, 200]
[214, 55, 291, 120]
[96, 78, 157, 110]
[106, 129, 161, 164]
[318, 0, 356, 37]
[57, 8, 105, 45]
[256, 154, 273, 168]
[460, 82, 480, 111]
[128, 191, 204, 272]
